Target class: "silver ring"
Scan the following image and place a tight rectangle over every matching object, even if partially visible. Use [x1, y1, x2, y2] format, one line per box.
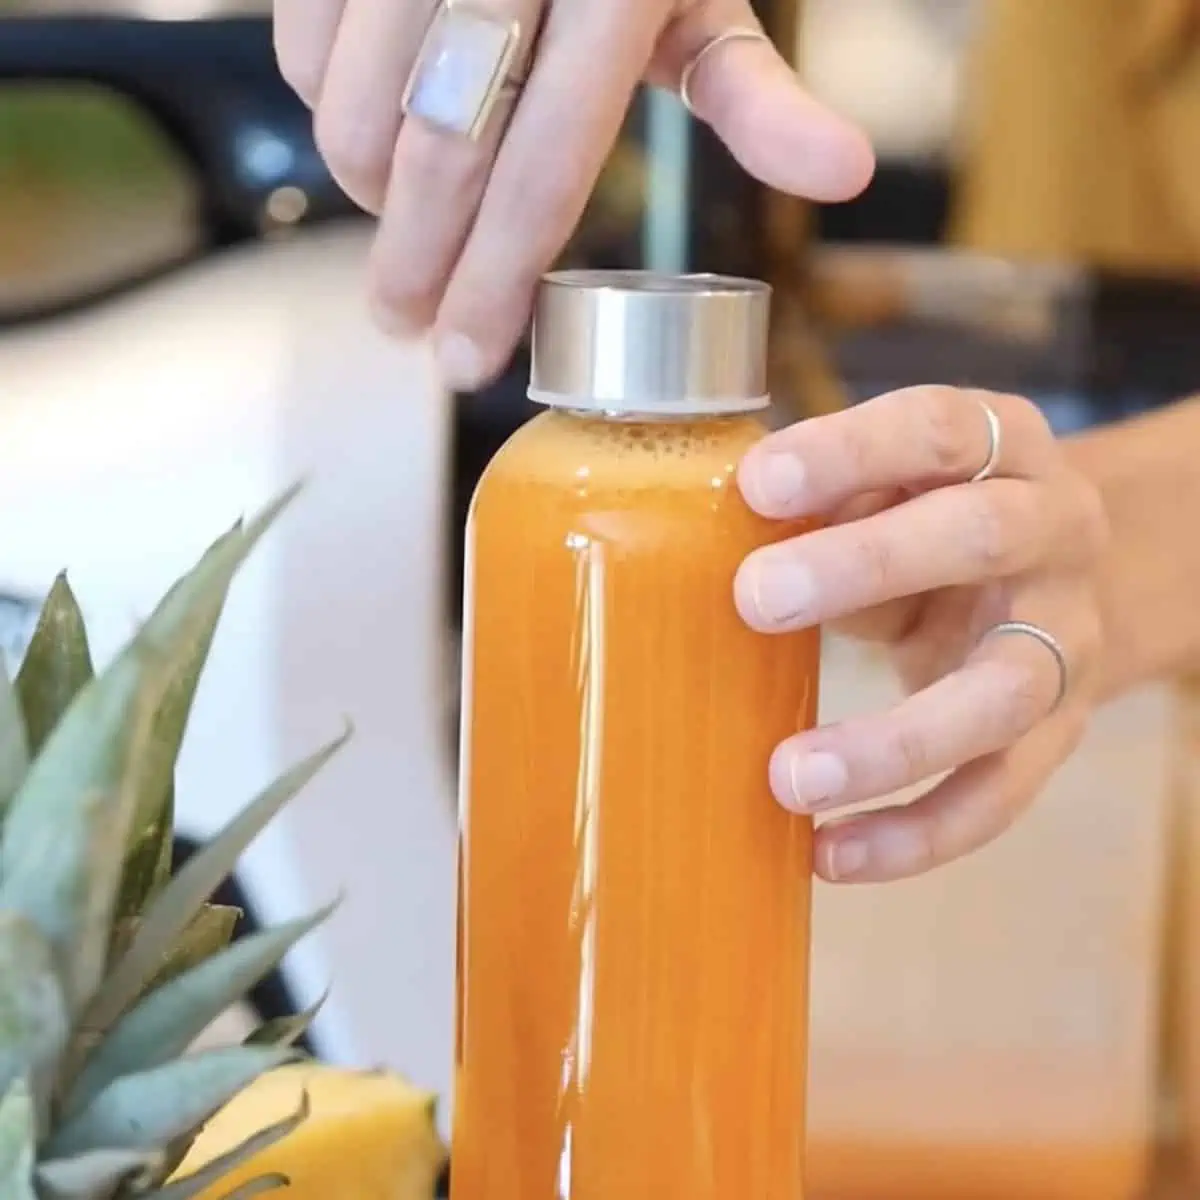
[402, 0, 533, 141]
[679, 27, 771, 116]
[980, 620, 1069, 713]
[969, 398, 1002, 483]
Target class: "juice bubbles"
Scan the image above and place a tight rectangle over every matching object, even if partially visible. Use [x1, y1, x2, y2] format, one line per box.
[452, 272, 820, 1200]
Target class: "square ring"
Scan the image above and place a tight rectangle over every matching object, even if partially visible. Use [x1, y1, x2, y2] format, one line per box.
[402, 2, 522, 141]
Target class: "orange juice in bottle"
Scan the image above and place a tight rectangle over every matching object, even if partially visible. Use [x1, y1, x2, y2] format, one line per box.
[452, 271, 819, 1200]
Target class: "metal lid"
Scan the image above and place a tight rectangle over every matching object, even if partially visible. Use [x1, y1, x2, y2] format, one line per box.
[528, 270, 771, 415]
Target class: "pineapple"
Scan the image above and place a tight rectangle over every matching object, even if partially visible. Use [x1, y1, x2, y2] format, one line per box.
[0, 487, 367, 1199]
[175, 1065, 446, 1199]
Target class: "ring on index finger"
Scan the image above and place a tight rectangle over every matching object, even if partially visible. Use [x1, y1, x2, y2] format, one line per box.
[402, 0, 541, 141]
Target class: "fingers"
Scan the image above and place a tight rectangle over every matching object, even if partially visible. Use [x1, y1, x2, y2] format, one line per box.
[651, 0, 874, 202]
[811, 715, 1086, 883]
[768, 584, 1099, 817]
[368, 0, 555, 338]
[739, 387, 1057, 521]
[312, 0, 435, 213]
[736, 477, 1072, 633]
[429, 0, 660, 388]
[275, 0, 347, 105]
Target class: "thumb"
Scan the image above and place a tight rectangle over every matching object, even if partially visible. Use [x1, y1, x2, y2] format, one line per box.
[651, 3, 875, 203]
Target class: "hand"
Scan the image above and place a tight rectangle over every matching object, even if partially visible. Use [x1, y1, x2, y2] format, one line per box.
[273, 0, 873, 389]
[734, 387, 1109, 883]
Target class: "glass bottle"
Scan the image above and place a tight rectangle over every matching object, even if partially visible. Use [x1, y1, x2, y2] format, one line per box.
[452, 271, 820, 1200]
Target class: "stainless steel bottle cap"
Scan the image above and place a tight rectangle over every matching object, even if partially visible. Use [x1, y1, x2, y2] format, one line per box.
[529, 270, 771, 415]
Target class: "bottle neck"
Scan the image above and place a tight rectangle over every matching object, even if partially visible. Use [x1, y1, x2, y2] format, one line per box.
[555, 406, 754, 425]
[529, 390, 770, 422]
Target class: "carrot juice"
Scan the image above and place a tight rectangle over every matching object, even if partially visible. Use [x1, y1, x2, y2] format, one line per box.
[451, 272, 820, 1200]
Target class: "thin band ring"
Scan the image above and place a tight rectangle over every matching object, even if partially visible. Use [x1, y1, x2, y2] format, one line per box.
[679, 27, 772, 116]
[969, 398, 1002, 483]
[980, 620, 1070, 713]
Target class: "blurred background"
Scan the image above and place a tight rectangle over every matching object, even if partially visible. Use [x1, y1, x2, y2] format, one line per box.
[3, 0, 1200, 1197]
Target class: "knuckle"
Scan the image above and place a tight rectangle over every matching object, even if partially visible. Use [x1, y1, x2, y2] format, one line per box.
[962, 487, 1023, 576]
[890, 722, 932, 783]
[314, 106, 391, 211]
[835, 418, 874, 481]
[997, 663, 1048, 733]
[273, 31, 323, 106]
[921, 387, 978, 476]
[850, 529, 897, 599]
[1067, 480, 1111, 562]
[1003, 391, 1055, 447]
[366, 259, 437, 334]
[276, 57, 321, 107]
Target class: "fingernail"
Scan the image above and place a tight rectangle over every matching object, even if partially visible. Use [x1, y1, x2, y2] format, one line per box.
[826, 838, 868, 881]
[784, 751, 848, 812]
[436, 332, 485, 390]
[744, 452, 806, 515]
[750, 558, 816, 626]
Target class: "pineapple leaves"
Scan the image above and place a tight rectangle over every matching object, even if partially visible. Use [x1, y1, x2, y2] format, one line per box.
[0, 914, 68, 1104]
[0, 664, 28, 820]
[35, 1147, 161, 1200]
[145, 904, 242, 996]
[104, 903, 242, 998]
[45, 1046, 297, 1161]
[13, 574, 93, 759]
[0, 784, 134, 1022]
[152, 1093, 308, 1200]
[69, 904, 336, 1112]
[112, 782, 175, 934]
[84, 731, 348, 1036]
[113, 487, 302, 929]
[0, 487, 302, 1020]
[244, 989, 329, 1050]
[0, 1079, 35, 1200]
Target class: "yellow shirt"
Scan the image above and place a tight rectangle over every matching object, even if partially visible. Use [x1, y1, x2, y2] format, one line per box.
[951, 0, 1200, 271]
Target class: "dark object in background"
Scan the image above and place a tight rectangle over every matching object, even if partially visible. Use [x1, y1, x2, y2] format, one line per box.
[171, 834, 318, 1058]
[0, 15, 355, 324]
[0, 16, 352, 244]
[816, 160, 951, 246]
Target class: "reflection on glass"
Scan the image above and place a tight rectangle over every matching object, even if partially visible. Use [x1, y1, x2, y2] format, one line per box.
[0, 83, 199, 318]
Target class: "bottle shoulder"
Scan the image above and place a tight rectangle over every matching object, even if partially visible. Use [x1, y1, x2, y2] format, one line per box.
[478, 411, 768, 498]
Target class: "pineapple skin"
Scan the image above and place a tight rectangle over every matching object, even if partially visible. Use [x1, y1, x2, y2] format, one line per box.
[176, 1065, 447, 1199]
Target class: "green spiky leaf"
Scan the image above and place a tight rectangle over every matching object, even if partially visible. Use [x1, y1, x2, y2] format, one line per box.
[70, 904, 334, 1111]
[113, 780, 175, 929]
[0, 1080, 35, 1200]
[244, 989, 329, 1050]
[14, 574, 93, 758]
[113, 488, 301, 930]
[45, 1046, 296, 1160]
[0, 663, 28, 819]
[84, 731, 348, 1035]
[0, 914, 68, 1102]
[146, 904, 242, 995]
[35, 1147, 159, 1199]
[108, 903, 242, 1009]
[152, 1094, 308, 1200]
[1, 488, 301, 1019]
[0, 672, 162, 1016]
